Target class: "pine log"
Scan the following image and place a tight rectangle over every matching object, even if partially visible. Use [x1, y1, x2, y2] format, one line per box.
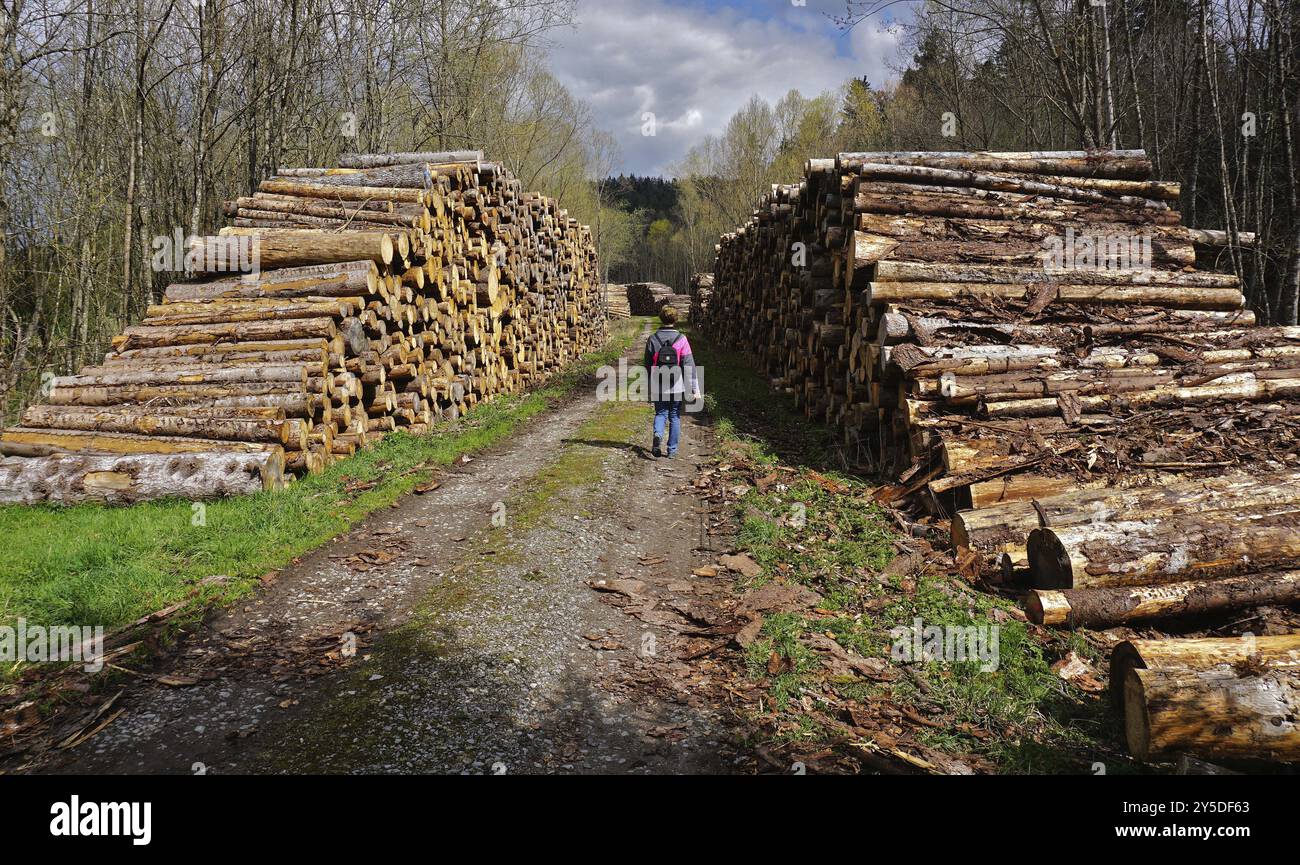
[52, 365, 308, 390]
[115, 318, 337, 351]
[143, 299, 360, 327]
[982, 375, 1300, 418]
[1025, 569, 1300, 628]
[47, 382, 315, 408]
[21, 406, 308, 449]
[1027, 508, 1300, 589]
[875, 310, 1258, 346]
[0, 428, 285, 457]
[955, 471, 1300, 558]
[837, 150, 1153, 179]
[1123, 665, 1300, 761]
[339, 150, 482, 168]
[866, 281, 1245, 310]
[0, 451, 285, 505]
[163, 261, 379, 303]
[851, 162, 1169, 208]
[873, 260, 1239, 288]
[189, 230, 393, 272]
[298, 163, 432, 189]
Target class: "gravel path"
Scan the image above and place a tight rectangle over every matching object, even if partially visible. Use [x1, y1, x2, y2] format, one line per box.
[42, 329, 751, 775]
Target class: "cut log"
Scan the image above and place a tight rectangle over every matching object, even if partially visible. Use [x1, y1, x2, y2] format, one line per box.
[258, 178, 425, 205]
[114, 318, 337, 351]
[0, 451, 285, 505]
[1027, 508, 1300, 589]
[954, 471, 1300, 559]
[1124, 666, 1300, 762]
[0, 428, 285, 457]
[866, 281, 1245, 310]
[851, 161, 1169, 209]
[1025, 569, 1300, 628]
[52, 365, 309, 390]
[872, 260, 1239, 288]
[20, 406, 307, 449]
[338, 150, 482, 168]
[163, 261, 379, 303]
[983, 375, 1300, 418]
[188, 230, 393, 272]
[837, 150, 1154, 180]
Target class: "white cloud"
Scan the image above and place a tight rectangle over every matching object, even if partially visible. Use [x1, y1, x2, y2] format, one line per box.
[548, 0, 906, 175]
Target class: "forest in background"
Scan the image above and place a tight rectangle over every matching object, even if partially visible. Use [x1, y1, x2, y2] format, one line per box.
[3, 0, 1299, 421]
[0, 0, 620, 421]
[605, 0, 1299, 330]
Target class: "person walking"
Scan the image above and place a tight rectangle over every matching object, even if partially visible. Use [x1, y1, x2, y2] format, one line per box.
[644, 307, 699, 459]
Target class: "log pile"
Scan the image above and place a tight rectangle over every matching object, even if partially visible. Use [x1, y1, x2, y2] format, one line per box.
[0, 151, 605, 504]
[689, 272, 714, 322]
[626, 281, 684, 316]
[699, 149, 1300, 764]
[604, 284, 631, 319]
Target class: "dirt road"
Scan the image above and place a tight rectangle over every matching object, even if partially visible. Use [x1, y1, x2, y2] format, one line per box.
[41, 328, 754, 775]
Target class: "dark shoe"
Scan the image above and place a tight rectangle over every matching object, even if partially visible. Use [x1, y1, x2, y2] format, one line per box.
[652, 436, 662, 457]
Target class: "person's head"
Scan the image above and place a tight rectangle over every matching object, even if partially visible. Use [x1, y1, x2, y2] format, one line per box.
[659, 306, 679, 327]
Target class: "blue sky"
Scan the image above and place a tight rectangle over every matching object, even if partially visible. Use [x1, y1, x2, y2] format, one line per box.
[549, 0, 918, 176]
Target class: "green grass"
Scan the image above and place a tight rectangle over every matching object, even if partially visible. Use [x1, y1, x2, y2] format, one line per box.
[693, 333, 1117, 773]
[508, 398, 650, 530]
[0, 317, 649, 639]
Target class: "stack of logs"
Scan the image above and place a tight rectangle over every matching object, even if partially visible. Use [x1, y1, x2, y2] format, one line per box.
[689, 273, 714, 322]
[700, 149, 1300, 764]
[627, 281, 687, 317]
[604, 284, 632, 319]
[0, 151, 605, 505]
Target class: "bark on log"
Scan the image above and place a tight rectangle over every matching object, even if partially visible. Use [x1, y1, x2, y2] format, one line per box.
[1124, 666, 1300, 761]
[0, 428, 285, 457]
[0, 451, 285, 505]
[866, 281, 1245, 310]
[188, 231, 393, 273]
[163, 261, 379, 303]
[53, 365, 309, 390]
[837, 150, 1153, 179]
[873, 260, 1239, 288]
[983, 375, 1300, 418]
[338, 150, 482, 168]
[851, 162, 1169, 209]
[115, 317, 337, 351]
[21, 406, 307, 449]
[955, 471, 1300, 559]
[258, 178, 424, 205]
[1027, 508, 1300, 589]
[1025, 569, 1300, 628]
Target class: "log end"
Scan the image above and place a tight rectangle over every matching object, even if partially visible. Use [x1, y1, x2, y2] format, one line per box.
[1023, 589, 1071, 626]
[951, 513, 971, 551]
[1122, 668, 1154, 762]
[1027, 527, 1074, 590]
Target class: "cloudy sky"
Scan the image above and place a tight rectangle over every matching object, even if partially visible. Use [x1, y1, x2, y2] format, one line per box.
[548, 0, 916, 177]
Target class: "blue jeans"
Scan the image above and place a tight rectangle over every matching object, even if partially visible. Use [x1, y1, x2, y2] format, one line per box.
[653, 400, 681, 455]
